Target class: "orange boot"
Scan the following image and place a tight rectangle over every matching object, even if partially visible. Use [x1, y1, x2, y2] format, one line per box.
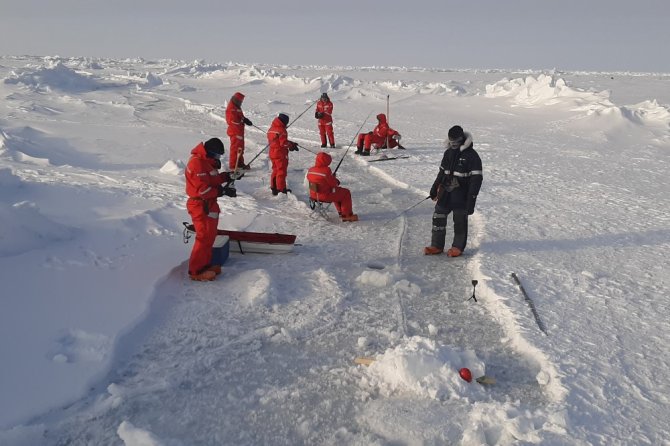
[189, 270, 216, 281]
[423, 246, 443, 255]
[207, 265, 222, 275]
[446, 247, 462, 257]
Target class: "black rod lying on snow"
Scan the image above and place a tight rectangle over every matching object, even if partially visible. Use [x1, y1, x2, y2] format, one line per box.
[511, 272, 548, 335]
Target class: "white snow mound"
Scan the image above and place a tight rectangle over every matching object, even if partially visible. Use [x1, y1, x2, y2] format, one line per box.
[4, 59, 102, 93]
[361, 336, 487, 401]
[357, 270, 394, 287]
[117, 421, 164, 446]
[485, 74, 610, 107]
[159, 159, 184, 176]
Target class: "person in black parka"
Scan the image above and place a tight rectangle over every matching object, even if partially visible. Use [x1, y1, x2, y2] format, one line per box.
[424, 125, 483, 257]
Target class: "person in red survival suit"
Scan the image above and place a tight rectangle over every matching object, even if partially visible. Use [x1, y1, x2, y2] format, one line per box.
[226, 92, 253, 170]
[315, 92, 335, 148]
[267, 113, 299, 195]
[306, 152, 358, 222]
[355, 113, 404, 156]
[185, 138, 240, 281]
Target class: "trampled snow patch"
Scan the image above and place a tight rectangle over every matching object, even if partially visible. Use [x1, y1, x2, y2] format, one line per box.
[461, 402, 565, 445]
[360, 336, 487, 401]
[226, 269, 273, 306]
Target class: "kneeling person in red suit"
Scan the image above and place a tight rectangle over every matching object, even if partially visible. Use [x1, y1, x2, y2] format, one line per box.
[306, 152, 358, 222]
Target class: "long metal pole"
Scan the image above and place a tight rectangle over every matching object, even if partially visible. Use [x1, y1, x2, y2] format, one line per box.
[333, 110, 373, 175]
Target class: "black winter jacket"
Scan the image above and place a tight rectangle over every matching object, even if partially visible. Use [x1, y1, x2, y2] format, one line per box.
[429, 132, 483, 213]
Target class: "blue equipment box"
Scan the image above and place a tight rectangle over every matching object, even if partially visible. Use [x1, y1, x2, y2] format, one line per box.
[211, 235, 230, 265]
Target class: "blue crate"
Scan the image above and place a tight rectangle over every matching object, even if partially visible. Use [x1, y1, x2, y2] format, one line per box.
[211, 235, 230, 266]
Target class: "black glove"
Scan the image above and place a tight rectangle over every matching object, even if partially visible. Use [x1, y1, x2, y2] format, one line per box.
[213, 159, 221, 169]
[429, 184, 438, 200]
[466, 195, 477, 215]
[289, 142, 299, 152]
[243, 117, 252, 126]
[315, 112, 323, 119]
[220, 186, 237, 198]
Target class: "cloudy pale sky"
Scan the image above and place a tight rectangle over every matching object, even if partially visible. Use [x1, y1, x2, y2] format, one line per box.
[1, 0, 668, 72]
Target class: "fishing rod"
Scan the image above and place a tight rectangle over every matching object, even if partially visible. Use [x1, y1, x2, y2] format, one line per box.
[295, 143, 319, 155]
[333, 110, 373, 175]
[382, 196, 431, 226]
[244, 101, 316, 168]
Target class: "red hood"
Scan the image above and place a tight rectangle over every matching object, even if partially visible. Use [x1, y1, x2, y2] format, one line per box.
[231, 92, 245, 106]
[314, 152, 332, 167]
[270, 116, 287, 130]
[191, 142, 207, 158]
[376, 113, 387, 124]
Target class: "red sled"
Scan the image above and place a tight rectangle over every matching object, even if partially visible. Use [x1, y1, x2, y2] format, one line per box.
[183, 222, 296, 254]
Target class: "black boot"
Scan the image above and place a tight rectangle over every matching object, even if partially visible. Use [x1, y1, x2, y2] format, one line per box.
[271, 188, 279, 196]
[321, 143, 327, 148]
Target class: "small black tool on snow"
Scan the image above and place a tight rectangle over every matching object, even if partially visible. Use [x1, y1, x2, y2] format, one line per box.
[467, 279, 478, 302]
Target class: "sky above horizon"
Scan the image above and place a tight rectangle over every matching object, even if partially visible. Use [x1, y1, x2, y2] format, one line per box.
[1, 0, 669, 73]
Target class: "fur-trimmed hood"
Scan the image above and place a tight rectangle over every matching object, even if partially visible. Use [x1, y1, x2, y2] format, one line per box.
[443, 131, 473, 151]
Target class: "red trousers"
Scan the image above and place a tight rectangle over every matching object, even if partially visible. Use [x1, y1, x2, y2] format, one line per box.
[357, 133, 398, 152]
[315, 187, 353, 216]
[187, 198, 219, 275]
[228, 134, 245, 170]
[318, 121, 334, 146]
[270, 158, 289, 191]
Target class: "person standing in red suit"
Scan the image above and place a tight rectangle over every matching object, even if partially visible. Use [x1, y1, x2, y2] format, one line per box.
[226, 92, 253, 170]
[185, 138, 239, 281]
[355, 113, 404, 155]
[315, 92, 335, 148]
[267, 113, 299, 195]
[306, 152, 358, 222]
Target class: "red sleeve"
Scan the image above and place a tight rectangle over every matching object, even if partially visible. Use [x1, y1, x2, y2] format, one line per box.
[324, 168, 339, 188]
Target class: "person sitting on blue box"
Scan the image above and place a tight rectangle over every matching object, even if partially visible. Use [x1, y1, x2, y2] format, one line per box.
[185, 138, 242, 281]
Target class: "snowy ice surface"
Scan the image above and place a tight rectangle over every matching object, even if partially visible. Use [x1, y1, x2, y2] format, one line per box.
[0, 55, 669, 445]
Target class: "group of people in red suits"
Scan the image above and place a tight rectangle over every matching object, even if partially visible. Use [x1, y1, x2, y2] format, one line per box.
[185, 91, 406, 280]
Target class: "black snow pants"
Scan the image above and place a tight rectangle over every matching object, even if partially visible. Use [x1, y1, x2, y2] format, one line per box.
[431, 204, 468, 251]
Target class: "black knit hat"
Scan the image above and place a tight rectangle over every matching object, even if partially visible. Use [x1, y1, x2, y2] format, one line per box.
[204, 137, 225, 155]
[320, 92, 329, 100]
[448, 125, 465, 141]
[278, 113, 289, 126]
